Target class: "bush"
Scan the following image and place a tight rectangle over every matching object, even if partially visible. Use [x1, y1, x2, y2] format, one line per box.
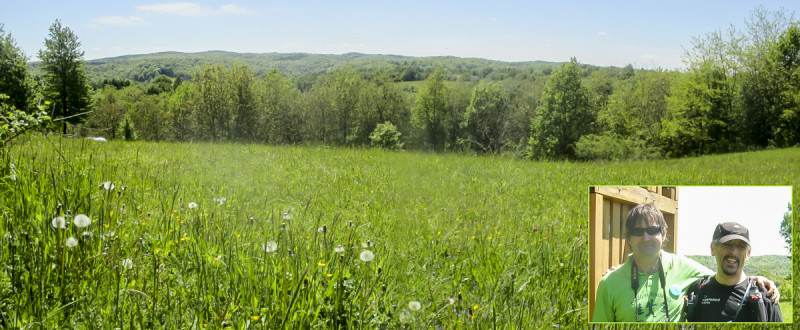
[1, 94, 50, 149]
[574, 133, 659, 161]
[369, 121, 404, 150]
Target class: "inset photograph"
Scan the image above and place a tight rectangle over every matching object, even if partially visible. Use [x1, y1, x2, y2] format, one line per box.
[589, 186, 791, 323]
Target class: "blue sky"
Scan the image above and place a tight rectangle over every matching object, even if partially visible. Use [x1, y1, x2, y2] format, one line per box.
[1, 1, 798, 69]
[676, 186, 792, 257]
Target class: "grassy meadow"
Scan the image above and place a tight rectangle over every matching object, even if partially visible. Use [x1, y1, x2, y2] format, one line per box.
[0, 136, 798, 328]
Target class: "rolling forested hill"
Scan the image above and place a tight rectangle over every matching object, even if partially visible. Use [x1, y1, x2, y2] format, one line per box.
[28, 51, 566, 84]
[686, 255, 791, 278]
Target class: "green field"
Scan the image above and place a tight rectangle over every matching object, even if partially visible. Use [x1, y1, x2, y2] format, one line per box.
[1, 136, 798, 328]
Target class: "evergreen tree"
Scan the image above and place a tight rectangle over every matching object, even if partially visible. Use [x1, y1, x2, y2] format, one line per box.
[38, 20, 92, 134]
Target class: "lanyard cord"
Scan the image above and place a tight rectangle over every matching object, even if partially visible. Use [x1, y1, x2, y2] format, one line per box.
[631, 256, 670, 322]
[732, 277, 753, 321]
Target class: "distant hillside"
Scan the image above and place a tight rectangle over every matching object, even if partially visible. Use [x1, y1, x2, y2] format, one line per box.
[685, 255, 791, 278]
[28, 51, 564, 84]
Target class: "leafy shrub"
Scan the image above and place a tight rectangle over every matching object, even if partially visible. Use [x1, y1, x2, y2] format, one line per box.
[0, 94, 50, 148]
[574, 133, 658, 161]
[369, 121, 404, 150]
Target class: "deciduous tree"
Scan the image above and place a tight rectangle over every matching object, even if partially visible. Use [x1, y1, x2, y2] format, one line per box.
[413, 68, 449, 151]
[0, 24, 30, 111]
[527, 58, 594, 159]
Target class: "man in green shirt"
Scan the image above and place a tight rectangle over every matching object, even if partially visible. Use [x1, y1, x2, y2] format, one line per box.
[592, 203, 779, 322]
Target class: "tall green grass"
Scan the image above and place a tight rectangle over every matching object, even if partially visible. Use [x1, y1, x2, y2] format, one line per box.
[0, 135, 797, 328]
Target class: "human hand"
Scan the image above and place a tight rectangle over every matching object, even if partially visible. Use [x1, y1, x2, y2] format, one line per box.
[753, 276, 780, 303]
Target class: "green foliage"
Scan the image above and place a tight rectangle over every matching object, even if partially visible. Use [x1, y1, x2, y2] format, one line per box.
[258, 69, 301, 144]
[687, 255, 791, 278]
[29, 51, 562, 86]
[369, 121, 404, 150]
[574, 133, 658, 161]
[771, 23, 800, 147]
[0, 94, 50, 148]
[37, 20, 92, 134]
[527, 58, 595, 159]
[780, 202, 792, 253]
[459, 81, 512, 154]
[146, 74, 174, 95]
[661, 64, 736, 157]
[118, 113, 137, 141]
[412, 68, 449, 151]
[0, 24, 31, 111]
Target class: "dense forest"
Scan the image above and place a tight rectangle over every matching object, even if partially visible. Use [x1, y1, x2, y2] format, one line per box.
[3, 8, 800, 160]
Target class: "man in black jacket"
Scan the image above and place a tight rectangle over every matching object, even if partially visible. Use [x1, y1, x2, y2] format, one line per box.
[684, 222, 783, 322]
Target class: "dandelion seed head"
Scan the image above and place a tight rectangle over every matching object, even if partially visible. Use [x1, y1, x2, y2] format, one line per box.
[82, 231, 93, 238]
[282, 212, 292, 220]
[51, 216, 66, 229]
[121, 258, 134, 269]
[74, 214, 91, 228]
[399, 311, 412, 324]
[188, 202, 198, 209]
[101, 181, 115, 191]
[317, 227, 324, 233]
[408, 301, 421, 311]
[359, 250, 374, 262]
[264, 241, 277, 253]
[65, 237, 78, 248]
[334, 244, 345, 253]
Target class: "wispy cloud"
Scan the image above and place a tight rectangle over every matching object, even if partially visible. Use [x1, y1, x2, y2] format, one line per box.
[136, 2, 251, 17]
[92, 16, 147, 26]
[220, 4, 250, 15]
[598, 31, 608, 37]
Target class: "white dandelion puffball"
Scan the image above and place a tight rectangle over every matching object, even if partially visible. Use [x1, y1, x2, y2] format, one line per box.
[188, 202, 198, 209]
[282, 212, 292, 220]
[65, 237, 79, 248]
[359, 250, 374, 262]
[121, 258, 134, 270]
[399, 311, 412, 324]
[264, 241, 277, 253]
[334, 244, 345, 253]
[51, 216, 66, 229]
[73, 214, 91, 228]
[101, 181, 115, 191]
[408, 301, 422, 311]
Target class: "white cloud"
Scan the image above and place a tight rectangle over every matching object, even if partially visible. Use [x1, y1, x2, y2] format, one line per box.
[136, 2, 251, 17]
[220, 4, 250, 15]
[92, 16, 146, 26]
[598, 31, 608, 37]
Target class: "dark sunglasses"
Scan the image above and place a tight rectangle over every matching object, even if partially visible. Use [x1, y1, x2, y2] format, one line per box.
[629, 226, 662, 236]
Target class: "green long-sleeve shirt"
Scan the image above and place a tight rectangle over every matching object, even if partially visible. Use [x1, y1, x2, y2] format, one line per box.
[593, 251, 713, 322]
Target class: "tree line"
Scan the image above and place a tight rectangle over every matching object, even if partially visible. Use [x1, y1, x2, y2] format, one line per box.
[1, 8, 799, 160]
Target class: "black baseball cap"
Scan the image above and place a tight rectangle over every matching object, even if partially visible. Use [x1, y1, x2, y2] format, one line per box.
[712, 222, 750, 245]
